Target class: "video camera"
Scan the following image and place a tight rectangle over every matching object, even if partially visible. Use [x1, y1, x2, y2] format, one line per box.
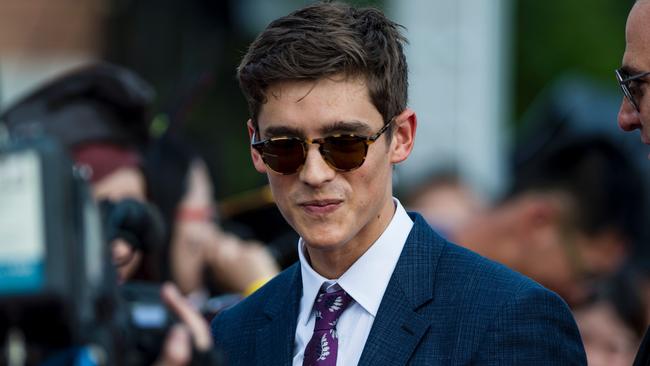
[0, 134, 186, 366]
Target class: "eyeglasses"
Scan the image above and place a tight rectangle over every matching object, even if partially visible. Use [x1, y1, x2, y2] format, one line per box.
[615, 67, 650, 112]
[251, 121, 392, 175]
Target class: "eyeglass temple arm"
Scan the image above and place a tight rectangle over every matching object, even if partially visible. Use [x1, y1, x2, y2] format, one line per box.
[619, 70, 650, 83]
[368, 119, 393, 142]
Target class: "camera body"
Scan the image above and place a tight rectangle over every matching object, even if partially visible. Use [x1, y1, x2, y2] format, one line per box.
[0, 136, 173, 365]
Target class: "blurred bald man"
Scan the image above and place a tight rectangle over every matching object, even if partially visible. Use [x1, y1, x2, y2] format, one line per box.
[617, 0, 650, 145]
[615, 1, 650, 365]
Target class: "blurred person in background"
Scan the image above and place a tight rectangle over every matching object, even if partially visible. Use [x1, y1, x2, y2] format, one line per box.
[1, 62, 160, 283]
[451, 136, 644, 306]
[145, 132, 279, 303]
[0, 63, 213, 365]
[403, 170, 486, 240]
[615, 1, 650, 364]
[617, 0, 650, 146]
[574, 267, 647, 366]
[2, 62, 280, 302]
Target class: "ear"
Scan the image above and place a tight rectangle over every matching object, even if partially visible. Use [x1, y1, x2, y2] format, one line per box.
[520, 196, 559, 229]
[389, 107, 417, 164]
[247, 119, 267, 174]
[511, 194, 567, 251]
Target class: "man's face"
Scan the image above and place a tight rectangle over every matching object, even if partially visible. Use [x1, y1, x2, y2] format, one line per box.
[249, 76, 411, 260]
[618, 0, 650, 143]
[450, 193, 626, 306]
[91, 166, 147, 202]
[575, 302, 639, 366]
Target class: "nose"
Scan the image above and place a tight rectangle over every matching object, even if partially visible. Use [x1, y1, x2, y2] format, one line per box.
[618, 97, 641, 132]
[298, 144, 336, 187]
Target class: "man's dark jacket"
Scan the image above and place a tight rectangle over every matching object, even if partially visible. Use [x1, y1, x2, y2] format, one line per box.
[212, 213, 586, 365]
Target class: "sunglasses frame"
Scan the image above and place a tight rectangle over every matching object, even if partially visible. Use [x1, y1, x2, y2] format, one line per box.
[251, 120, 393, 175]
[615, 67, 650, 112]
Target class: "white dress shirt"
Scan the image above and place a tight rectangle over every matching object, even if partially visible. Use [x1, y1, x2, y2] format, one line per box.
[292, 198, 414, 366]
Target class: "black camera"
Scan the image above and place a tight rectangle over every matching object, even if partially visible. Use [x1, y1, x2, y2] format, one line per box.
[0, 136, 181, 365]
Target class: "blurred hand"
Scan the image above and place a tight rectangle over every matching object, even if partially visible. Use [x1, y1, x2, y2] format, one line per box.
[170, 219, 219, 294]
[154, 283, 212, 366]
[207, 231, 279, 294]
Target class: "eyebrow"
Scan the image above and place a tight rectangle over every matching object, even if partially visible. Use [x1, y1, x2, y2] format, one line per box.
[620, 65, 645, 76]
[321, 120, 374, 135]
[262, 125, 303, 138]
[261, 120, 374, 138]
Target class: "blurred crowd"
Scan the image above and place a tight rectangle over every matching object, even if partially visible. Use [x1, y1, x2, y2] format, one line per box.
[1, 63, 282, 318]
[2, 58, 649, 366]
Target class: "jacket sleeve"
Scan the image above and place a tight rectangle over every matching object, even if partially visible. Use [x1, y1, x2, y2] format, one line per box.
[471, 283, 587, 365]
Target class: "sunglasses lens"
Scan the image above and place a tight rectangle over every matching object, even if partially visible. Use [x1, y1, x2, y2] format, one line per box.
[255, 134, 372, 174]
[321, 136, 368, 171]
[261, 139, 305, 174]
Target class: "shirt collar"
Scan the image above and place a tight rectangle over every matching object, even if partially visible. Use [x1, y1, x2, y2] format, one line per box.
[298, 198, 413, 323]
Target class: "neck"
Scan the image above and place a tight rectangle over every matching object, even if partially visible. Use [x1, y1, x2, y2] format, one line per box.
[305, 247, 362, 279]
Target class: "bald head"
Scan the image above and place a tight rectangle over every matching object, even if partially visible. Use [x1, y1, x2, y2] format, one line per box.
[626, 0, 650, 57]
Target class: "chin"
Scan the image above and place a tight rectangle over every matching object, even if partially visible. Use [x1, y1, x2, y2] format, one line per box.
[287, 213, 346, 244]
[302, 234, 343, 250]
[300, 228, 350, 251]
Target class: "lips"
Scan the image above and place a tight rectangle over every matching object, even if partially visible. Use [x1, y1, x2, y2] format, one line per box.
[299, 199, 343, 215]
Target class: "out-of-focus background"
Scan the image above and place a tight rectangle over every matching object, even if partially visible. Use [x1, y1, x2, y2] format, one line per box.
[1, 0, 645, 198]
[1, 1, 649, 364]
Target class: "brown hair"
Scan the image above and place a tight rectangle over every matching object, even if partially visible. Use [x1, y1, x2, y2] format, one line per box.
[238, 1, 408, 131]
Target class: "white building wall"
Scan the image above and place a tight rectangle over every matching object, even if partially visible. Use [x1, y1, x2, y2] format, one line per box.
[389, 0, 513, 200]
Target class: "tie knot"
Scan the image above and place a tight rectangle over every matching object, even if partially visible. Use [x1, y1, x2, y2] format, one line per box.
[312, 288, 353, 330]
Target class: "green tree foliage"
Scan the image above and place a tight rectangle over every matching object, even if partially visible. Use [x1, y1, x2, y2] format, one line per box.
[514, 0, 632, 120]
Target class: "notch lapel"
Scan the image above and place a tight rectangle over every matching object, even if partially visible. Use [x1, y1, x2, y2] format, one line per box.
[358, 214, 443, 366]
[255, 264, 302, 365]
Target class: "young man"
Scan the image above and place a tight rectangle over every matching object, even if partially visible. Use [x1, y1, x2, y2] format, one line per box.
[211, 2, 586, 365]
[616, 2, 650, 365]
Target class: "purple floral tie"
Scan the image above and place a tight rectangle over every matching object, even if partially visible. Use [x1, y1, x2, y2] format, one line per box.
[302, 288, 354, 366]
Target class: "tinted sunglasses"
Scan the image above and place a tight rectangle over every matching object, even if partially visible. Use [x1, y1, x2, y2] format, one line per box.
[251, 120, 392, 175]
[615, 67, 650, 112]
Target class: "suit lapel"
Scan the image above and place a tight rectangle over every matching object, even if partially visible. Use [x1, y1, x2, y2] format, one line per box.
[255, 264, 302, 365]
[358, 214, 444, 366]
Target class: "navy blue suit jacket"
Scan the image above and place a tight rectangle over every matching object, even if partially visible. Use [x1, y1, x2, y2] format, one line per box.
[211, 213, 586, 365]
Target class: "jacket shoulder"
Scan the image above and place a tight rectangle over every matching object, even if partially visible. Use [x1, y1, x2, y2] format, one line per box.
[438, 239, 544, 299]
[407, 214, 585, 364]
[406, 212, 551, 301]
